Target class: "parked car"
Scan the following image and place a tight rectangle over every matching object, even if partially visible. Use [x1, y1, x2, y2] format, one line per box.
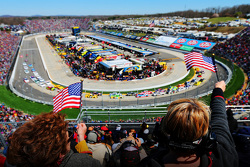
[23, 66, 28, 70]
[24, 70, 29, 74]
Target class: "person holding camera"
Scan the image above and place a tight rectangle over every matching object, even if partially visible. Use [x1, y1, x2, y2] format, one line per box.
[140, 81, 238, 167]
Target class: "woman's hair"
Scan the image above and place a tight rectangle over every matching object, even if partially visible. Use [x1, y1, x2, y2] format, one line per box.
[161, 98, 210, 143]
[7, 112, 68, 167]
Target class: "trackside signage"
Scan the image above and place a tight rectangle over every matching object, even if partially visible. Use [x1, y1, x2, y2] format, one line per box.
[174, 38, 215, 50]
[180, 45, 194, 51]
[169, 43, 182, 49]
[154, 36, 178, 47]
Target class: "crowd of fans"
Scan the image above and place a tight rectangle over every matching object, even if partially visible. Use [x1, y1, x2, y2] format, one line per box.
[1, 81, 248, 167]
[88, 116, 163, 123]
[0, 31, 21, 85]
[209, 27, 250, 106]
[24, 18, 90, 33]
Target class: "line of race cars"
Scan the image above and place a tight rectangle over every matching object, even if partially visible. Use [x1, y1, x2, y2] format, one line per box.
[84, 76, 205, 99]
[23, 62, 65, 92]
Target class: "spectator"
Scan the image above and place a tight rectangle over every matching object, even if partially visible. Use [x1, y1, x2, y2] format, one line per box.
[140, 81, 238, 167]
[6, 112, 101, 167]
[227, 108, 238, 133]
[138, 122, 150, 143]
[86, 130, 112, 167]
[113, 129, 147, 167]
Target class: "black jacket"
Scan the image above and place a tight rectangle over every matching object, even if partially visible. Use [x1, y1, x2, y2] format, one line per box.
[139, 88, 239, 167]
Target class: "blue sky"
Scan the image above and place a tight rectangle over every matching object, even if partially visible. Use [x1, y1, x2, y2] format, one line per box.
[1, 0, 249, 16]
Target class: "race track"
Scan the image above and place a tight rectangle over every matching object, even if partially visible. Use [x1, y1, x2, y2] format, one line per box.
[11, 32, 228, 108]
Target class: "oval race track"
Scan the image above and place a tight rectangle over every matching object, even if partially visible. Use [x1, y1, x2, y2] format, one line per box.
[11, 32, 229, 108]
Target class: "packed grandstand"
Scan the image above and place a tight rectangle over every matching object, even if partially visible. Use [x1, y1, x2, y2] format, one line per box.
[0, 18, 250, 166]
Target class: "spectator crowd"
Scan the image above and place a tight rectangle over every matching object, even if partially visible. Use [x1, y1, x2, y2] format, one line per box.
[0, 31, 21, 85]
[1, 81, 249, 167]
[24, 18, 90, 33]
[209, 27, 250, 106]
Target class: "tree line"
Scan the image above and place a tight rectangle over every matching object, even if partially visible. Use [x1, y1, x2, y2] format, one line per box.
[0, 4, 249, 25]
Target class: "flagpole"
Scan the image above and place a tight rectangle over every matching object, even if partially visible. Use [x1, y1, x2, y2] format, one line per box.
[77, 79, 84, 123]
[212, 57, 219, 81]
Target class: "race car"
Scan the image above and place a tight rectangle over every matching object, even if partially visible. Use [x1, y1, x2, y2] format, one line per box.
[191, 78, 197, 83]
[199, 78, 205, 82]
[23, 78, 29, 83]
[85, 93, 98, 98]
[197, 73, 202, 77]
[54, 85, 64, 90]
[109, 92, 123, 99]
[152, 91, 165, 96]
[46, 86, 55, 91]
[194, 81, 202, 86]
[92, 92, 102, 96]
[136, 93, 149, 98]
[126, 92, 136, 96]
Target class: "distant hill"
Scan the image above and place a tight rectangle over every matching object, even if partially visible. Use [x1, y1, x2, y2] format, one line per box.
[0, 4, 249, 24]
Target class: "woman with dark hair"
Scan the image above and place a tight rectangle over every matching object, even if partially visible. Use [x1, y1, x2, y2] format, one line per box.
[6, 112, 101, 167]
[140, 81, 238, 167]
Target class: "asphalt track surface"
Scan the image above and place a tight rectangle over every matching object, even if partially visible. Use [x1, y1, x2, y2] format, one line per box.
[12, 32, 228, 108]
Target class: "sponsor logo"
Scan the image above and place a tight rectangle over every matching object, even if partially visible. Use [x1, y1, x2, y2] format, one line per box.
[187, 40, 198, 45]
[177, 38, 186, 43]
[170, 43, 182, 48]
[199, 42, 212, 48]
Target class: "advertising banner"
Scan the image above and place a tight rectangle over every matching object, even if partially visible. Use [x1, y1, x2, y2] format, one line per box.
[169, 43, 182, 49]
[154, 36, 178, 47]
[180, 45, 194, 51]
[174, 38, 215, 50]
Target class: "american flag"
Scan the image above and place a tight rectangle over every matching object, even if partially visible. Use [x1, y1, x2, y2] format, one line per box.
[184, 52, 217, 73]
[149, 20, 155, 27]
[53, 82, 82, 113]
